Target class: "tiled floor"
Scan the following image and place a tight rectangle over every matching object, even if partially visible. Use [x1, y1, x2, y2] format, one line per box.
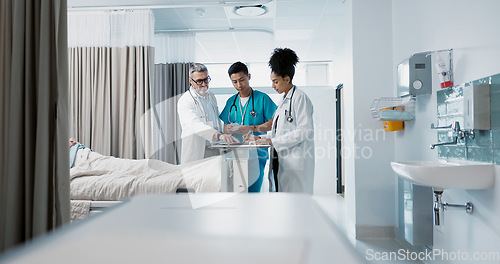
[313, 194, 426, 263]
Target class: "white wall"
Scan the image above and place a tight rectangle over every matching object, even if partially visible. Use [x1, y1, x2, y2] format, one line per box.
[343, 0, 396, 237]
[392, 0, 500, 262]
[302, 85, 337, 194]
[342, 0, 357, 236]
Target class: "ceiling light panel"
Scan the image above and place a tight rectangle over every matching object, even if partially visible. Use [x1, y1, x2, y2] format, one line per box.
[233, 5, 268, 17]
[224, 1, 274, 19]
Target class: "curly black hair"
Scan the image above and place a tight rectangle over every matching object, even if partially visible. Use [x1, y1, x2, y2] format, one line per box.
[268, 48, 299, 80]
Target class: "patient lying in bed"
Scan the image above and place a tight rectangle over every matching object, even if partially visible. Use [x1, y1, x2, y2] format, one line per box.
[69, 139, 222, 202]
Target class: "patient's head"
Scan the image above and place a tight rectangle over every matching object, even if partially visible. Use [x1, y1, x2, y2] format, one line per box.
[69, 138, 78, 147]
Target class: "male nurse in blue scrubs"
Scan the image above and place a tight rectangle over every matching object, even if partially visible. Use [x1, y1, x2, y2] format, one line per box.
[220, 62, 277, 192]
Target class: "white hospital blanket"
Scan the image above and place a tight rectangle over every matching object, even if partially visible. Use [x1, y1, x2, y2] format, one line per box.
[70, 148, 221, 201]
[70, 200, 91, 222]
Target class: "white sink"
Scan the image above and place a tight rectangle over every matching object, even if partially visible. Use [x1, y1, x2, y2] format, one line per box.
[391, 160, 495, 190]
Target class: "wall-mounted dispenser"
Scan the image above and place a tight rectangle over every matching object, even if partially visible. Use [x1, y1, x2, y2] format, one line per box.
[398, 49, 454, 96]
[463, 83, 491, 130]
[397, 52, 432, 96]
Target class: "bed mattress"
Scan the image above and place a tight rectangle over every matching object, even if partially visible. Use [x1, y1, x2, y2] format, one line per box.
[70, 148, 222, 201]
[70, 200, 122, 221]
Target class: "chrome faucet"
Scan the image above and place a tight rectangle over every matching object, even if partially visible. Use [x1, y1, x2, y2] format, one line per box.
[430, 121, 474, 149]
[430, 137, 457, 149]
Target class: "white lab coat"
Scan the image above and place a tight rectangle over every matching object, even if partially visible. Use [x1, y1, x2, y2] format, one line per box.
[269, 86, 315, 193]
[177, 88, 222, 164]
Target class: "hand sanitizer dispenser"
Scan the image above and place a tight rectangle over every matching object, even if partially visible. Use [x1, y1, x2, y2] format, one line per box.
[463, 83, 490, 130]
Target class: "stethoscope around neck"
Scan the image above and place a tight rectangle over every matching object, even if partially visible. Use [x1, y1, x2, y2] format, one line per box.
[285, 86, 296, 123]
[188, 88, 220, 128]
[228, 88, 257, 124]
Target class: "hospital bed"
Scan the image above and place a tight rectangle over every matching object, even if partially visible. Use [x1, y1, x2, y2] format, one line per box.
[70, 147, 228, 221]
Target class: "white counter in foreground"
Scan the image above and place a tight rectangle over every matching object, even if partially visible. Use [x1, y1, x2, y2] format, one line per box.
[1, 193, 365, 264]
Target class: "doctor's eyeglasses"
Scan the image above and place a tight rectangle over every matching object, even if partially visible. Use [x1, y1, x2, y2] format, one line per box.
[190, 76, 211, 86]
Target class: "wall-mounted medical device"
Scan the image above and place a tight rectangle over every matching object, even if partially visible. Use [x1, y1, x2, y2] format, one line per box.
[397, 52, 432, 96]
[463, 83, 490, 130]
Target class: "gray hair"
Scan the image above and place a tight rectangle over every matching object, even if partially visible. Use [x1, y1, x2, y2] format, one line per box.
[189, 63, 208, 77]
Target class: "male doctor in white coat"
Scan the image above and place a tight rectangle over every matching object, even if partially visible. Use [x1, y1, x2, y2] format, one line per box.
[177, 63, 239, 164]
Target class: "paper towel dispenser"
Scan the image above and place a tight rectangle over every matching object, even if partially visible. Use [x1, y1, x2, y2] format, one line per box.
[463, 83, 490, 130]
[397, 53, 432, 96]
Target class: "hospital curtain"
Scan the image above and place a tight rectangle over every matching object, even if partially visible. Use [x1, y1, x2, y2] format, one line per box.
[68, 10, 155, 159]
[151, 32, 194, 164]
[151, 63, 190, 164]
[0, 0, 70, 253]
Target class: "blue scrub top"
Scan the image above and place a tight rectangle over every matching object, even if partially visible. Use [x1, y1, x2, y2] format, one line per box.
[220, 89, 277, 159]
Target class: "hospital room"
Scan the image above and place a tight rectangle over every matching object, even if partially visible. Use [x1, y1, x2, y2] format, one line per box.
[1, 0, 500, 263]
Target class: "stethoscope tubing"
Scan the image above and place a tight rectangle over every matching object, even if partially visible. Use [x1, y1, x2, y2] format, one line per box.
[286, 86, 296, 123]
[228, 88, 257, 124]
[188, 89, 220, 130]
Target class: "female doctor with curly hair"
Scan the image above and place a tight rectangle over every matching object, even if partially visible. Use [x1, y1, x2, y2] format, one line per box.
[245, 48, 315, 194]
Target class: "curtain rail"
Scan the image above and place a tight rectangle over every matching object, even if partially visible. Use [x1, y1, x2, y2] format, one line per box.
[68, 0, 272, 11]
[155, 27, 273, 35]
